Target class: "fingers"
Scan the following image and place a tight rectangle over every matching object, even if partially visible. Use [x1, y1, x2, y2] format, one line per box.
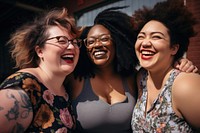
[178, 59, 193, 72]
[192, 66, 199, 73]
[175, 58, 198, 73]
[185, 65, 197, 73]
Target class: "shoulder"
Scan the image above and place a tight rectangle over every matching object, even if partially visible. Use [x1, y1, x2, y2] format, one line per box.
[0, 87, 33, 132]
[66, 74, 85, 99]
[135, 68, 146, 98]
[1, 71, 38, 89]
[173, 72, 200, 103]
[125, 72, 137, 97]
[173, 72, 200, 94]
[172, 72, 200, 129]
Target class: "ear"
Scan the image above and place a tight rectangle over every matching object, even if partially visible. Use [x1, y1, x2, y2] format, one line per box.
[171, 44, 179, 55]
[35, 45, 43, 58]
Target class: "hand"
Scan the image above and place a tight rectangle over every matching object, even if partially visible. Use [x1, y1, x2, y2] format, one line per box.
[174, 58, 198, 73]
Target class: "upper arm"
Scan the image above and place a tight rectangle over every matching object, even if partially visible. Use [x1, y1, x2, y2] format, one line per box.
[0, 88, 33, 133]
[173, 73, 200, 130]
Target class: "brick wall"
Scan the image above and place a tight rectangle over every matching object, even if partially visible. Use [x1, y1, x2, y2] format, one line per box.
[186, 0, 200, 73]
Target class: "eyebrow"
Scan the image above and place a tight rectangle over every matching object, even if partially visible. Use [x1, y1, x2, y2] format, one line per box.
[88, 34, 110, 38]
[139, 31, 165, 36]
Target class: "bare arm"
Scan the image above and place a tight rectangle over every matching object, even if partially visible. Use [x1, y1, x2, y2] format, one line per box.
[173, 73, 200, 131]
[0, 88, 33, 133]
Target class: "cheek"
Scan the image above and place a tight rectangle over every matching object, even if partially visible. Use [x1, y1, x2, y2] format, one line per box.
[75, 48, 80, 59]
[86, 48, 93, 58]
[134, 41, 140, 52]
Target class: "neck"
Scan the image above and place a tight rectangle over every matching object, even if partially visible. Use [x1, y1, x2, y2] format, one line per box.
[96, 66, 117, 80]
[147, 65, 173, 89]
[37, 66, 66, 95]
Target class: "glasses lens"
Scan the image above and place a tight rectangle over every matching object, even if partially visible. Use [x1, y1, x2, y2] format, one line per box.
[73, 39, 82, 48]
[100, 35, 110, 43]
[57, 36, 68, 44]
[85, 38, 95, 48]
[84, 35, 111, 48]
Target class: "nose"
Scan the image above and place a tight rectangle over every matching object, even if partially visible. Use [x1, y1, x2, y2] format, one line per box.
[141, 39, 151, 47]
[66, 41, 76, 49]
[94, 38, 102, 47]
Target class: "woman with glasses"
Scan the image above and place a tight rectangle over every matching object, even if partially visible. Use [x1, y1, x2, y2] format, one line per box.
[0, 8, 81, 132]
[66, 7, 197, 133]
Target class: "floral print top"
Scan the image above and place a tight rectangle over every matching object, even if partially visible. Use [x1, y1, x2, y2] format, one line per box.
[131, 69, 194, 133]
[0, 72, 74, 133]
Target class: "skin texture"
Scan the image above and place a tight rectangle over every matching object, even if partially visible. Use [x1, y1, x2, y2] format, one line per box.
[136, 20, 200, 130]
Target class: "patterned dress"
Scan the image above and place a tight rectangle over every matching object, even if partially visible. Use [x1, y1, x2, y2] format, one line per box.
[131, 69, 194, 133]
[0, 72, 74, 133]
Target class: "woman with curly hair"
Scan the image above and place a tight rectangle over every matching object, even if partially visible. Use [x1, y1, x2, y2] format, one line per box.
[67, 6, 197, 133]
[131, 0, 200, 132]
[0, 8, 81, 132]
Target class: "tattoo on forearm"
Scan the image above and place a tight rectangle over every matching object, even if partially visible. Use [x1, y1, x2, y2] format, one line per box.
[11, 122, 25, 133]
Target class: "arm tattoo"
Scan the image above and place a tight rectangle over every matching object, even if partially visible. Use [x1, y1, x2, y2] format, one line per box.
[11, 122, 25, 133]
[0, 106, 3, 111]
[18, 91, 32, 118]
[5, 90, 32, 121]
[5, 100, 20, 121]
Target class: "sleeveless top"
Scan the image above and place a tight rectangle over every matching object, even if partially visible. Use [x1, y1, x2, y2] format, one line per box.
[0, 72, 74, 133]
[72, 78, 136, 133]
[131, 69, 193, 133]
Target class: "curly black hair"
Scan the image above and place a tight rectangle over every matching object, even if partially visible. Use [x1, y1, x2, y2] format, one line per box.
[73, 7, 138, 80]
[132, 0, 197, 61]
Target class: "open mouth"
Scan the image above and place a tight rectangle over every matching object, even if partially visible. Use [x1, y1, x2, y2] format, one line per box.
[93, 50, 107, 59]
[61, 54, 74, 62]
[141, 50, 155, 56]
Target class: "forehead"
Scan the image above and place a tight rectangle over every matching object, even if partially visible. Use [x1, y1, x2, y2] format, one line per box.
[48, 26, 74, 38]
[88, 24, 110, 37]
[141, 20, 169, 34]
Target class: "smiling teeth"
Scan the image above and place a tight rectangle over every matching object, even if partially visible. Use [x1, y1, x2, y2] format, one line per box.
[94, 51, 105, 56]
[62, 54, 74, 58]
[141, 51, 154, 55]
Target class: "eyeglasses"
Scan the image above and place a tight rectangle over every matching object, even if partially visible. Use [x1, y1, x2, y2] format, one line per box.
[46, 36, 82, 48]
[84, 34, 112, 48]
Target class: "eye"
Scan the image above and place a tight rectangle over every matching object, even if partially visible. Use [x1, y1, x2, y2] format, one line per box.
[57, 36, 67, 44]
[100, 36, 110, 42]
[72, 39, 78, 45]
[87, 38, 95, 45]
[137, 34, 145, 40]
[152, 35, 162, 40]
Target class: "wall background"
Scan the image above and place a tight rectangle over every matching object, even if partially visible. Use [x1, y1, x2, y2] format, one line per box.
[0, 0, 199, 82]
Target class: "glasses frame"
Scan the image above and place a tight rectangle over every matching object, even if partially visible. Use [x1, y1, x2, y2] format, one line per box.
[46, 36, 82, 48]
[84, 34, 112, 48]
